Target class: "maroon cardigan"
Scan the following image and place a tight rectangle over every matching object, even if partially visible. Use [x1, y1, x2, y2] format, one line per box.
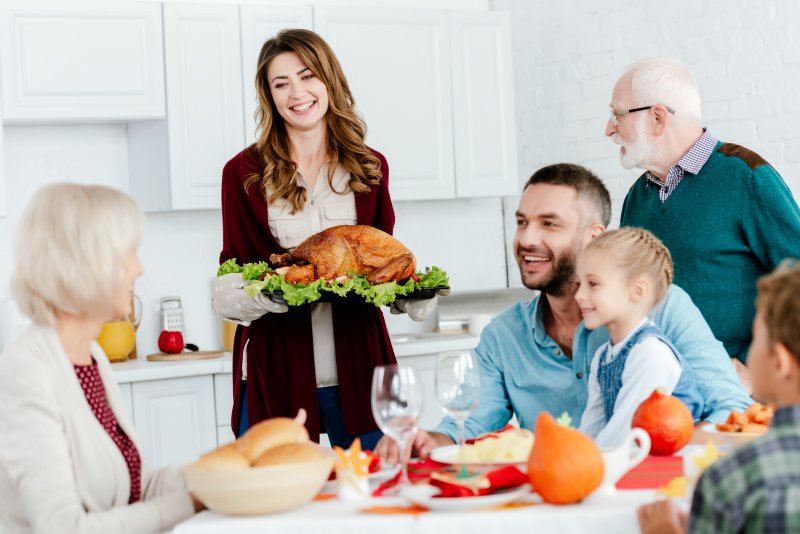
[219, 146, 398, 441]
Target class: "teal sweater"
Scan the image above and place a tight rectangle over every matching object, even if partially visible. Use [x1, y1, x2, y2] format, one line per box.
[620, 142, 800, 362]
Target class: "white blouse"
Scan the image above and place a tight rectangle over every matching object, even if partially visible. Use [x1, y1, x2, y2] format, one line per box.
[578, 319, 682, 449]
[261, 162, 356, 387]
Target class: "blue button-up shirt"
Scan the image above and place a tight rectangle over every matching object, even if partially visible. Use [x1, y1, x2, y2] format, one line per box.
[434, 284, 752, 440]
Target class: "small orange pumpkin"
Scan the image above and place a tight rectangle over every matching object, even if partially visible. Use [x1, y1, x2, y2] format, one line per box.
[631, 388, 693, 455]
[527, 412, 604, 504]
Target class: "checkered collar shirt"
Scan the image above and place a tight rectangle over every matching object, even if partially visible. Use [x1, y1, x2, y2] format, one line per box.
[689, 403, 800, 533]
[646, 130, 718, 202]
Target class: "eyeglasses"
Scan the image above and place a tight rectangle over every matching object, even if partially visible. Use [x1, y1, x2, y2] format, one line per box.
[609, 105, 675, 125]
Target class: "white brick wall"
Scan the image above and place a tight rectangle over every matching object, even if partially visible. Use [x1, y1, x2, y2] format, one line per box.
[493, 0, 800, 224]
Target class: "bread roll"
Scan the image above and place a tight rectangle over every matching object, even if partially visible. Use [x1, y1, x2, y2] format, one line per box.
[195, 443, 250, 471]
[236, 417, 309, 463]
[253, 442, 324, 467]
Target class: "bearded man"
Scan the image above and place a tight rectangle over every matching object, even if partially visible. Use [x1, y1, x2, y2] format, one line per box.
[375, 163, 751, 462]
[607, 58, 800, 386]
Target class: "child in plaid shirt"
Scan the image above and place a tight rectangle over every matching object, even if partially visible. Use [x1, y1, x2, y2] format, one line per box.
[638, 260, 800, 534]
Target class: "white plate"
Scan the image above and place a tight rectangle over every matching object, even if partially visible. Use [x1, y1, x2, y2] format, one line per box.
[700, 426, 766, 439]
[369, 465, 397, 482]
[429, 445, 527, 467]
[400, 484, 530, 511]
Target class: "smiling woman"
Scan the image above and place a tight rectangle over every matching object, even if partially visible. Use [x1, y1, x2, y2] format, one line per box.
[212, 29, 431, 451]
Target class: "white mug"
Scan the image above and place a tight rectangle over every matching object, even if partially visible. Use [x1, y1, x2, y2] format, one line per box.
[596, 428, 651, 495]
[467, 313, 492, 335]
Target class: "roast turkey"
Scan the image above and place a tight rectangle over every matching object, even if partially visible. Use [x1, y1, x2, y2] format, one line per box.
[269, 225, 416, 285]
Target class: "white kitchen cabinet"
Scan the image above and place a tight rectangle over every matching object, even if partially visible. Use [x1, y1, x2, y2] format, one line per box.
[315, 8, 456, 201]
[0, 100, 5, 218]
[217, 426, 235, 447]
[399, 354, 446, 431]
[131, 375, 217, 468]
[119, 383, 134, 424]
[129, 3, 244, 211]
[240, 5, 313, 145]
[213, 372, 235, 446]
[450, 11, 518, 197]
[315, 7, 517, 201]
[0, 1, 164, 123]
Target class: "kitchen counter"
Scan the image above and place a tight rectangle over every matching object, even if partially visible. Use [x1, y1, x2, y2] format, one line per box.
[391, 332, 479, 357]
[111, 353, 233, 383]
[110, 332, 480, 383]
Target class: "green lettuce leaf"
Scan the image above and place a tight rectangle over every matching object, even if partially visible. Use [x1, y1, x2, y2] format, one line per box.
[418, 266, 449, 288]
[279, 279, 323, 306]
[218, 261, 450, 306]
[241, 261, 272, 281]
[216, 258, 243, 277]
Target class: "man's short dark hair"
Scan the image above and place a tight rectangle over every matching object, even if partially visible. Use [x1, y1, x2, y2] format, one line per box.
[524, 163, 611, 227]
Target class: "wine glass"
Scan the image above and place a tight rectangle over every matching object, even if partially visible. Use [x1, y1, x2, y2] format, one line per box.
[371, 365, 424, 489]
[435, 350, 481, 456]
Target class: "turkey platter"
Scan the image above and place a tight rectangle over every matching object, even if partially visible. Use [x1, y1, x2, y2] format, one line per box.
[216, 226, 448, 306]
[269, 225, 416, 285]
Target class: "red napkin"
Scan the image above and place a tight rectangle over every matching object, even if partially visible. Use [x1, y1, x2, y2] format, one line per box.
[615, 455, 683, 490]
[429, 466, 528, 497]
[465, 424, 517, 444]
[373, 458, 448, 496]
[373, 458, 528, 498]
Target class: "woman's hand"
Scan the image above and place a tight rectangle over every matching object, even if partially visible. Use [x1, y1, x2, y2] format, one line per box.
[390, 297, 438, 322]
[211, 273, 288, 325]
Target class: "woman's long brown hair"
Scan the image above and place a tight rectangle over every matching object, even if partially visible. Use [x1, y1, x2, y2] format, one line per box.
[245, 29, 382, 213]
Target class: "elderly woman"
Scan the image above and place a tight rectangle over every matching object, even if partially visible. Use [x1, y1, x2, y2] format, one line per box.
[0, 183, 199, 533]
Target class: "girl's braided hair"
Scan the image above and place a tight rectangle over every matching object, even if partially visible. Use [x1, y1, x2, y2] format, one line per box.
[585, 227, 674, 304]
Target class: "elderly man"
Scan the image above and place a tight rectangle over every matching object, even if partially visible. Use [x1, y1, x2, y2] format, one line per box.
[606, 58, 800, 381]
[375, 163, 751, 462]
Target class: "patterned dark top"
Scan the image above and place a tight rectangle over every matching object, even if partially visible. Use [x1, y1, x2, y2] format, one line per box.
[690, 404, 800, 533]
[74, 360, 141, 504]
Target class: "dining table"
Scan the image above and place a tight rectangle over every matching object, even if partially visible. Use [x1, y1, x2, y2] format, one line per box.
[173, 487, 668, 534]
[172, 426, 740, 534]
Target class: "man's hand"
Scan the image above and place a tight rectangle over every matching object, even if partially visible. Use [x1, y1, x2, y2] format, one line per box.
[637, 500, 688, 534]
[374, 430, 454, 464]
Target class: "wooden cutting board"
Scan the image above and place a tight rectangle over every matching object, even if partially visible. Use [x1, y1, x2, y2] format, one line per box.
[146, 351, 224, 362]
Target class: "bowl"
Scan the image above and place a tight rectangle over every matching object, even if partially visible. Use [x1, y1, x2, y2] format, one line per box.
[184, 451, 334, 516]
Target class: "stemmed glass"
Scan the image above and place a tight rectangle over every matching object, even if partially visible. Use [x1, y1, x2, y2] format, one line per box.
[435, 350, 481, 457]
[371, 365, 424, 490]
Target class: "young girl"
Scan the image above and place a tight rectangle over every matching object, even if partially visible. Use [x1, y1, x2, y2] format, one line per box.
[576, 227, 703, 448]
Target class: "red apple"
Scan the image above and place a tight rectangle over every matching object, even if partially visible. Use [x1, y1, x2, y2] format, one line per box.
[158, 330, 184, 354]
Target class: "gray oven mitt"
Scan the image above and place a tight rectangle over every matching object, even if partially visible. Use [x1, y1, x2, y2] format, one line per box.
[390, 296, 439, 322]
[211, 273, 288, 326]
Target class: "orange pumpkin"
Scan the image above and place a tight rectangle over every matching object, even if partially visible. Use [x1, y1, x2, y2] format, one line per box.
[631, 388, 693, 455]
[527, 412, 604, 504]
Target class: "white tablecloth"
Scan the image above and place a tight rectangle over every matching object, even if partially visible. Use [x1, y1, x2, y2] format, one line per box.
[173, 487, 670, 534]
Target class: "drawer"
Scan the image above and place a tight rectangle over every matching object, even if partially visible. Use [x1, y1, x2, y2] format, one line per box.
[214, 373, 234, 424]
[217, 425, 235, 447]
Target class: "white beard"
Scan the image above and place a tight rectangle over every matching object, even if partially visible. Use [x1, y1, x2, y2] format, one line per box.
[614, 116, 655, 170]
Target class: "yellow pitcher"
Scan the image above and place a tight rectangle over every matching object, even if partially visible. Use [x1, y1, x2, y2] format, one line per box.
[97, 295, 142, 363]
[97, 320, 135, 363]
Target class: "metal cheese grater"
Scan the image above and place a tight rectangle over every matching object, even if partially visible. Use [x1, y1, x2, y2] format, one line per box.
[159, 296, 184, 333]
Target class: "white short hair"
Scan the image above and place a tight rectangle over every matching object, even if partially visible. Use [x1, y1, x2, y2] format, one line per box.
[625, 58, 702, 122]
[11, 183, 143, 326]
